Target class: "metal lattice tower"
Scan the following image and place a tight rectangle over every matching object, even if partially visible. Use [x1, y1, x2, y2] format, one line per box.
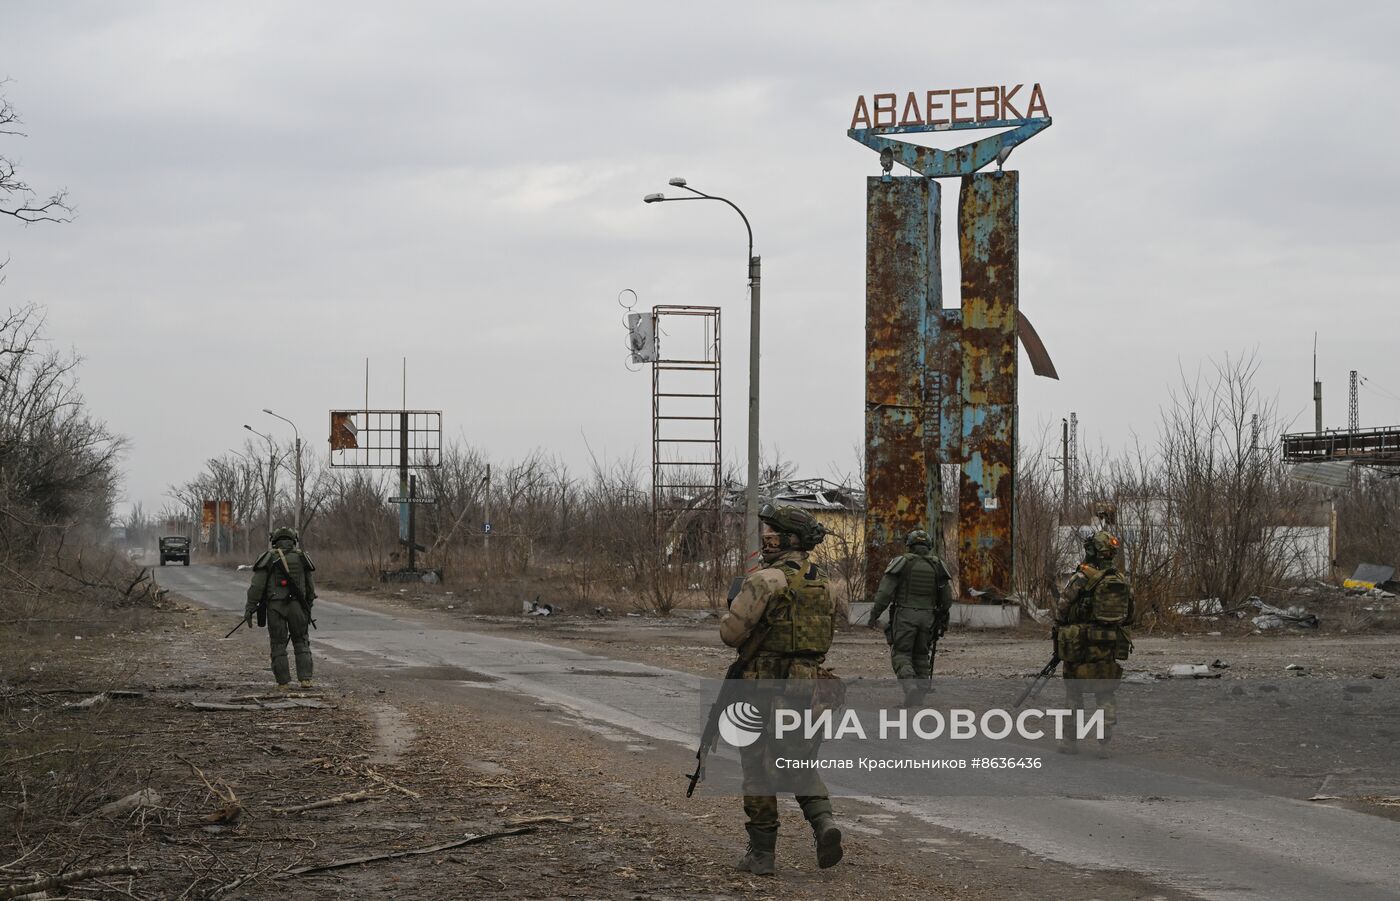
[651, 306, 722, 547]
[1068, 412, 1078, 502]
[1349, 370, 1359, 433]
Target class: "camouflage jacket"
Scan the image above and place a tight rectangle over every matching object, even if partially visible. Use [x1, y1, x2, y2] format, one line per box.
[720, 550, 824, 650]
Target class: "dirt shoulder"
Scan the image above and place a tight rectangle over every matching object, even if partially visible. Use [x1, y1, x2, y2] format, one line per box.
[3, 585, 1196, 900]
[309, 578, 1400, 682]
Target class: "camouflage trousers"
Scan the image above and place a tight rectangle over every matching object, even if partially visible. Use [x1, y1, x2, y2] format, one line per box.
[1063, 660, 1122, 738]
[886, 607, 938, 681]
[266, 599, 312, 685]
[740, 655, 833, 833]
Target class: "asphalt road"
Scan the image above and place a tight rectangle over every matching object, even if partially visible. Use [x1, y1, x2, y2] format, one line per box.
[157, 563, 1400, 901]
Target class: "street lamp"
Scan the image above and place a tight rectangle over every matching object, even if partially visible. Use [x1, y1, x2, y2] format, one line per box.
[244, 424, 278, 540]
[262, 409, 303, 532]
[644, 176, 762, 566]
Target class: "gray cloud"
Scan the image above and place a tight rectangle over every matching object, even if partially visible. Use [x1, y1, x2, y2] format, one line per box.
[2, 0, 1397, 515]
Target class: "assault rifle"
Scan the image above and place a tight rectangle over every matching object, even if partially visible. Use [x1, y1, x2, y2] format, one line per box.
[1014, 652, 1061, 709]
[686, 578, 768, 798]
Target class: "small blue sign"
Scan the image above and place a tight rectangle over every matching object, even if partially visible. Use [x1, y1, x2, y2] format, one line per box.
[483, 522, 493, 534]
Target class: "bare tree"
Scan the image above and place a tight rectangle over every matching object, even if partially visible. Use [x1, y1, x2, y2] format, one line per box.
[1, 84, 71, 227]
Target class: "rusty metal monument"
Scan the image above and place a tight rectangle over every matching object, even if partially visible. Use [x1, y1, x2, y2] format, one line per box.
[850, 85, 1057, 609]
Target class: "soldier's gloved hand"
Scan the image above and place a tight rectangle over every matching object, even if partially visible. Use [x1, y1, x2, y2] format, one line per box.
[866, 617, 879, 630]
[243, 611, 253, 628]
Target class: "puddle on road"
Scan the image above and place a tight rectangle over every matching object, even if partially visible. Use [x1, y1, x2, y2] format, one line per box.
[369, 703, 417, 765]
[381, 664, 499, 683]
[566, 669, 660, 678]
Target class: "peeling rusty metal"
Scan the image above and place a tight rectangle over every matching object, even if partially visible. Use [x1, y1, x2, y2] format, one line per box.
[864, 176, 939, 599]
[855, 112, 1049, 605]
[849, 118, 1051, 178]
[1016, 310, 1058, 380]
[958, 172, 1018, 597]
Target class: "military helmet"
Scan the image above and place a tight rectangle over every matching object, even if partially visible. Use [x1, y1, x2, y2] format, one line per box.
[758, 504, 827, 550]
[905, 528, 931, 548]
[269, 526, 300, 546]
[1084, 530, 1120, 561]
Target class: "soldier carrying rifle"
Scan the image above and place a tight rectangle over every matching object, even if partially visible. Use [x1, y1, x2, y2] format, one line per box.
[243, 527, 318, 691]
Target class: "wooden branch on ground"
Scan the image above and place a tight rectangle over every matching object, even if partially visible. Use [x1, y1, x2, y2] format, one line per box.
[177, 754, 242, 824]
[272, 789, 380, 815]
[504, 815, 575, 827]
[4, 747, 74, 764]
[363, 767, 421, 800]
[0, 863, 147, 900]
[273, 827, 536, 879]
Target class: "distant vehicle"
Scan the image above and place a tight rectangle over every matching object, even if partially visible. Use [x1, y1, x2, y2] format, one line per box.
[159, 536, 191, 566]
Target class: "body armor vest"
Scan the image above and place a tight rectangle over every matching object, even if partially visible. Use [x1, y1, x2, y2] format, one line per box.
[897, 553, 943, 610]
[263, 549, 309, 602]
[759, 559, 834, 657]
[1072, 564, 1133, 626]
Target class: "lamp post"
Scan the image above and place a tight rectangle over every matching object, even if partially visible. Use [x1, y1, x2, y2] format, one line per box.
[243, 424, 278, 540]
[644, 177, 762, 566]
[262, 409, 303, 532]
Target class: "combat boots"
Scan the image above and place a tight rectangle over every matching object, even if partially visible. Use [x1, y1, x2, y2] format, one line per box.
[734, 825, 776, 876]
[809, 813, 844, 868]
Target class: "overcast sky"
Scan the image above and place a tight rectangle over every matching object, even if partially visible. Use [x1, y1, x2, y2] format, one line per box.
[3, 1, 1399, 516]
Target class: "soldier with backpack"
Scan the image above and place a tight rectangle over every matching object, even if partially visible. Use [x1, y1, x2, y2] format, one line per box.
[719, 504, 844, 875]
[867, 528, 954, 707]
[1053, 530, 1134, 756]
[244, 527, 318, 691]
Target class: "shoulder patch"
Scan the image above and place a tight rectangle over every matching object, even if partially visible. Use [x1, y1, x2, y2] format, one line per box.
[884, 556, 908, 575]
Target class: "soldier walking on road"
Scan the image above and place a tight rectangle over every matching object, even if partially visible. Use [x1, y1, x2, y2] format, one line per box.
[244, 527, 318, 691]
[867, 529, 953, 707]
[1053, 530, 1134, 756]
[719, 505, 844, 876]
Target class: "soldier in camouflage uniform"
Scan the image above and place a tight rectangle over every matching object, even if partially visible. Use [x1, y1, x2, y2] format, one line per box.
[244, 527, 318, 691]
[1053, 531, 1134, 756]
[867, 529, 953, 707]
[719, 505, 843, 875]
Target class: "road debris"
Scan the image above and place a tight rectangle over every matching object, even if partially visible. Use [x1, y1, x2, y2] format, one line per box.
[1168, 664, 1221, 679]
[273, 788, 381, 815]
[0, 863, 148, 900]
[273, 826, 538, 879]
[90, 788, 162, 820]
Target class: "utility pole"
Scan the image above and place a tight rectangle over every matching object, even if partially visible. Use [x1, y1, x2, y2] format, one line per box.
[747, 254, 761, 567]
[408, 474, 418, 573]
[483, 463, 492, 578]
[1313, 335, 1323, 435]
[398, 410, 409, 549]
[263, 410, 303, 532]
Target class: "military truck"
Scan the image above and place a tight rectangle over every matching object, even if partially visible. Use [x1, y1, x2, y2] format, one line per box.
[159, 536, 191, 566]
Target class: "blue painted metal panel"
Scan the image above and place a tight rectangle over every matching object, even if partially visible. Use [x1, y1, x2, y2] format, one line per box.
[958, 172, 1019, 595]
[849, 118, 1051, 178]
[864, 176, 941, 598]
